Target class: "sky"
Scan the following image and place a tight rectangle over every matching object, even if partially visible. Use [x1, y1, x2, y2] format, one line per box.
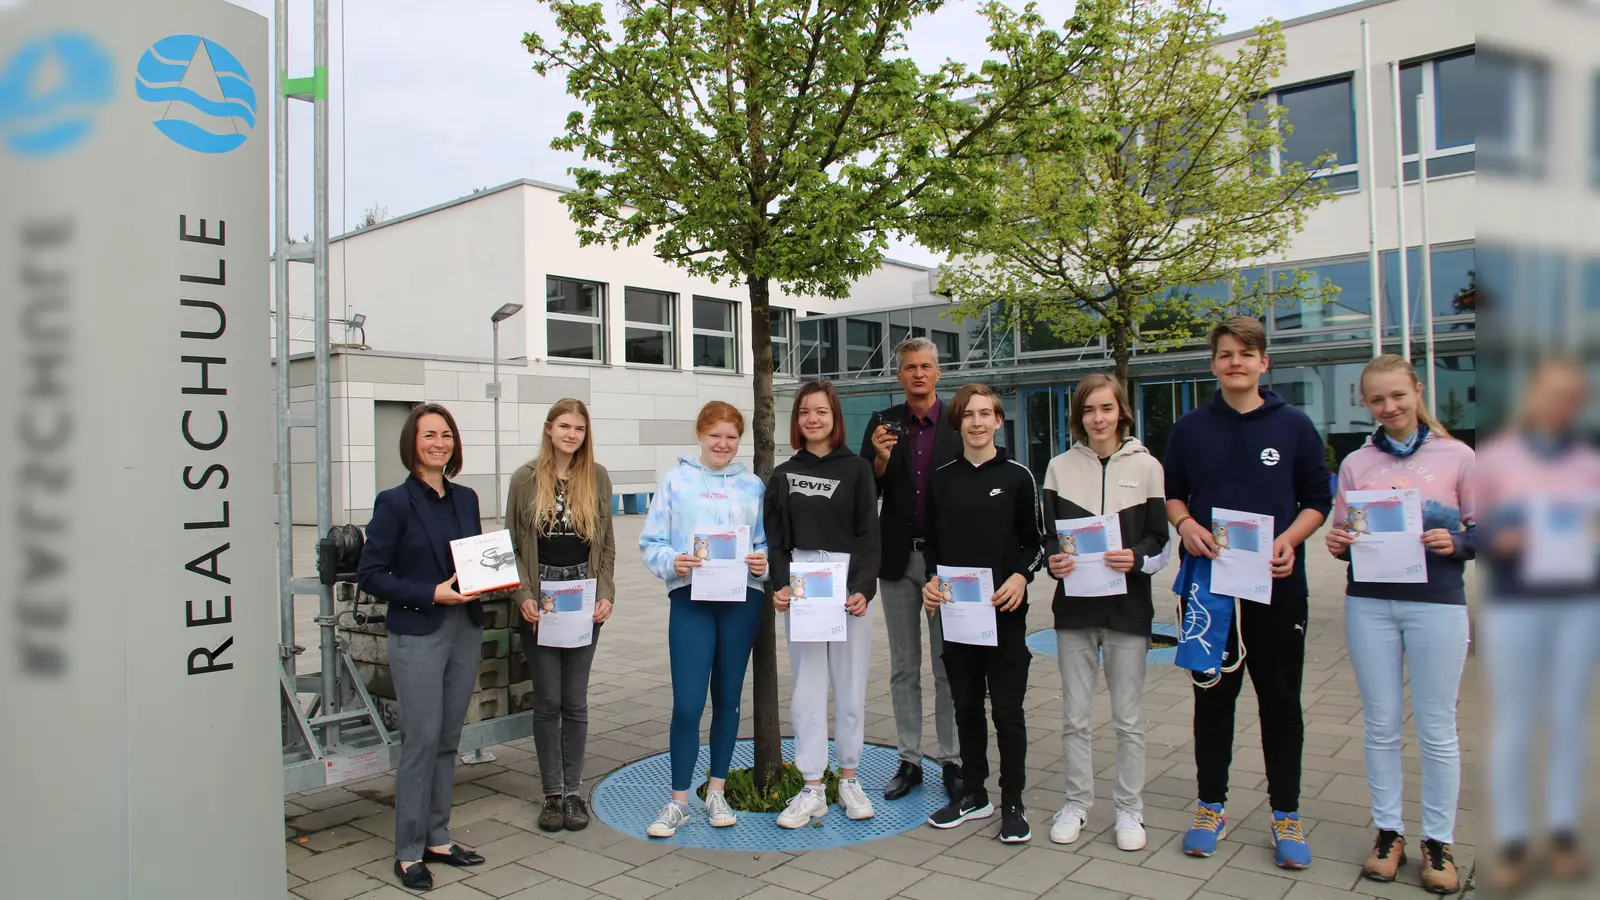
[228, 0, 1347, 265]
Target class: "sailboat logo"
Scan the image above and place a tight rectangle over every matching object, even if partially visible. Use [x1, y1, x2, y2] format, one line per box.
[135, 35, 255, 154]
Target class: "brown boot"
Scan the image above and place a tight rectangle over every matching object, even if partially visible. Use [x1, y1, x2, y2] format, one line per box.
[1482, 844, 1531, 896]
[1419, 839, 1460, 895]
[1362, 829, 1407, 882]
[1545, 833, 1590, 882]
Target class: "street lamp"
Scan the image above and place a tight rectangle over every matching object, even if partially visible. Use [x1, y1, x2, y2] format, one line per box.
[489, 303, 524, 527]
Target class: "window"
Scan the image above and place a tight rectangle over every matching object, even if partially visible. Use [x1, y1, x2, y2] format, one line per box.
[769, 307, 794, 374]
[1479, 49, 1548, 177]
[1271, 259, 1373, 343]
[1255, 76, 1360, 192]
[623, 288, 675, 367]
[844, 318, 884, 373]
[1141, 282, 1229, 343]
[692, 296, 737, 371]
[1400, 50, 1476, 181]
[1381, 244, 1476, 334]
[798, 318, 838, 376]
[546, 275, 605, 362]
[931, 330, 959, 365]
[888, 323, 926, 349]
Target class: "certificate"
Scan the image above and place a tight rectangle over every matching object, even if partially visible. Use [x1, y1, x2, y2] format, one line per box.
[1055, 515, 1126, 598]
[1209, 508, 1274, 604]
[449, 529, 520, 596]
[1523, 495, 1600, 585]
[1346, 489, 1428, 584]
[689, 524, 751, 601]
[935, 565, 997, 647]
[786, 556, 849, 643]
[536, 579, 595, 648]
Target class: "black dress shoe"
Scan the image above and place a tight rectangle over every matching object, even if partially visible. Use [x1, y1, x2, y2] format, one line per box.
[423, 844, 485, 867]
[395, 860, 433, 891]
[884, 760, 923, 800]
[942, 762, 964, 801]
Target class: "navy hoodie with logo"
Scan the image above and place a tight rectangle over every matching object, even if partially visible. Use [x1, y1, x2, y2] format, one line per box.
[1163, 388, 1333, 603]
[764, 446, 881, 600]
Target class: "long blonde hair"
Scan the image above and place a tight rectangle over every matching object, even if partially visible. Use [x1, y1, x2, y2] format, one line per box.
[534, 398, 600, 541]
[1359, 354, 1452, 440]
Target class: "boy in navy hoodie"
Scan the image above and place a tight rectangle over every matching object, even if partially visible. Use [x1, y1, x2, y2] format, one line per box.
[1164, 317, 1331, 869]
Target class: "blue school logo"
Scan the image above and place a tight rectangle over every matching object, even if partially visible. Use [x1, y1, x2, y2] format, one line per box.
[0, 31, 114, 158]
[135, 34, 257, 153]
[1180, 584, 1213, 652]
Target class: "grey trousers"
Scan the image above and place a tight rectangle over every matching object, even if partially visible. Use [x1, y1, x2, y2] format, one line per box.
[527, 624, 602, 795]
[389, 605, 483, 861]
[1056, 627, 1149, 812]
[879, 550, 959, 764]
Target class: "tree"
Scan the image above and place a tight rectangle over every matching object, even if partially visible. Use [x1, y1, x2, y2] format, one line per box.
[356, 204, 390, 229]
[526, 0, 1104, 789]
[935, 0, 1337, 385]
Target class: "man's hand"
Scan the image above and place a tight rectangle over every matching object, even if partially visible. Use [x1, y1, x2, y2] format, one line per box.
[1270, 536, 1297, 578]
[1325, 527, 1356, 557]
[1179, 519, 1219, 559]
[1103, 549, 1136, 573]
[871, 425, 899, 476]
[992, 573, 1028, 612]
[921, 577, 944, 613]
[1047, 553, 1076, 580]
[845, 593, 868, 616]
[773, 585, 792, 612]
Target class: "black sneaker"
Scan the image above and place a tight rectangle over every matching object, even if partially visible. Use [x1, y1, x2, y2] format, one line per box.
[999, 803, 1031, 843]
[927, 793, 994, 829]
[538, 794, 566, 832]
[563, 794, 591, 831]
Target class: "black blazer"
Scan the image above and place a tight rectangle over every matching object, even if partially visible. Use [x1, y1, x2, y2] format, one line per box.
[858, 400, 963, 581]
[357, 476, 486, 635]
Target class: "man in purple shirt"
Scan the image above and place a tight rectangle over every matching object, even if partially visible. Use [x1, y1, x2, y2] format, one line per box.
[859, 338, 964, 801]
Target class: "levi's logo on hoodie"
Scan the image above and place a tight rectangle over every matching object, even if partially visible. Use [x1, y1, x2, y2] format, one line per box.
[787, 474, 840, 498]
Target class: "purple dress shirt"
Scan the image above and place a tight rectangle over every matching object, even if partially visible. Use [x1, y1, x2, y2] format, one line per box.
[907, 398, 942, 538]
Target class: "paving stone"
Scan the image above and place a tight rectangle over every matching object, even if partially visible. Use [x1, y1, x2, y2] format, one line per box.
[419, 884, 497, 900]
[1281, 884, 1379, 900]
[463, 862, 553, 898]
[599, 839, 681, 867]
[625, 853, 717, 888]
[918, 854, 995, 879]
[1222, 845, 1362, 892]
[1035, 881, 1132, 900]
[295, 787, 362, 812]
[942, 832, 1027, 865]
[299, 825, 380, 854]
[501, 877, 597, 900]
[289, 836, 394, 883]
[1201, 868, 1293, 900]
[813, 858, 929, 900]
[470, 829, 561, 872]
[644, 867, 762, 900]
[859, 835, 945, 867]
[742, 886, 814, 900]
[757, 862, 836, 893]
[786, 846, 874, 878]
[1144, 829, 1242, 880]
[293, 868, 385, 900]
[290, 799, 392, 833]
[520, 843, 635, 887]
[1069, 857, 1206, 900]
[900, 872, 1035, 900]
[671, 847, 791, 877]
[979, 846, 1087, 893]
[591, 873, 667, 900]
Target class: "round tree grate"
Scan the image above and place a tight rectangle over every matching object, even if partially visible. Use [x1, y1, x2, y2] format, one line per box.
[1026, 622, 1179, 666]
[590, 738, 946, 850]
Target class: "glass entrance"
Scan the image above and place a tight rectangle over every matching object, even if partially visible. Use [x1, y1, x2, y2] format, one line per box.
[1020, 385, 1072, 483]
[1136, 378, 1215, 460]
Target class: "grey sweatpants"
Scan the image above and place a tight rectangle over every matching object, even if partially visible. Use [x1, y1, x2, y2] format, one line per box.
[1056, 627, 1149, 812]
[879, 550, 959, 765]
[389, 605, 483, 861]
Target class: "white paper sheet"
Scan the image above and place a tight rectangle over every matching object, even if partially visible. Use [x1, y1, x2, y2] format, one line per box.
[1055, 515, 1127, 597]
[1209, 508, 1274, 604]
[786, 556, 849, 643]
[1523, 495, 1600, 586]
[536, 579, 596, 648]
[449, 529, 520, 596]
[689, 524, 752, 601]
[1345, 489, 1428, 584]
[936, 565, 998, 646]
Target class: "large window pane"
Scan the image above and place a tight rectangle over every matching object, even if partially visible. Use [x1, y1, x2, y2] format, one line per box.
[624, 328, 670, 366]
[1278, 77, 1356, 170]
[547, 276, 599, 316]
[1433, 354, 1476, 440]
[693, 334, 733, 370]
[1479, 50, 1547, 176]
[548, 318, 602, 360]
[625, 288, 673, 326]
[845, 318, 884, 373]
[1272, 260, 1373, 343]
[931, 330, 959, 365]
[1269, 363, 1373, 460]
[694, 297, 733, 331]
[770, 308, 793, 374]
[798, 318, 838, 376]
[1382, 245, 1476, 333]
[1434, 51, 1475, 149]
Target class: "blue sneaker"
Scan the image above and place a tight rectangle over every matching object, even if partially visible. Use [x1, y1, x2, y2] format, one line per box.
[1272, 811, 1311, 869]
[1182, 802, 1226, 857]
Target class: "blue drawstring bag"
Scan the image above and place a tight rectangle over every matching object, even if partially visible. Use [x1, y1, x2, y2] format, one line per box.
[1173, 554, 1245, 688]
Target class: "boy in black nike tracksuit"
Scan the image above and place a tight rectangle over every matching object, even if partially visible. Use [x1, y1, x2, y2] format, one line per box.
[921, 384, 1045, 843]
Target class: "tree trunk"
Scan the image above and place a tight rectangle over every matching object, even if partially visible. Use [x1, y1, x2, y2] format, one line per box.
[1110, 320, 1132, 389]
[746, 275, 783, 791]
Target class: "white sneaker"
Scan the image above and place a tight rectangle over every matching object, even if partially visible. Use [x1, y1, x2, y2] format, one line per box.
[1115, 808, 1147, 851]
[776, 787, 828, 829]
[705, 790, 737, 828]
[647, 801, 689, 838]
[838, 778, 875, 821]
[1049, 802, 1088, 845]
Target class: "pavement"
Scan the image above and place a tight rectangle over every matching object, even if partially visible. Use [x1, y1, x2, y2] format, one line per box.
[280, 515, 1533, 900]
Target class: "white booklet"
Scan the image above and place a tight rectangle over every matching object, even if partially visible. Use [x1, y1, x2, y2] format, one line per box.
[1055, 515, 1127, 597]
[786, 555, 849, 643]
[1345, 489, 1428, 584]
[448, 529, 520, 596]
[935, 565, 997, 646]
[536, 579, 595, 648]
[1209, 508, 1274, 604]
[1523, 495, 1600, 585]
[689, 524, 751, 601]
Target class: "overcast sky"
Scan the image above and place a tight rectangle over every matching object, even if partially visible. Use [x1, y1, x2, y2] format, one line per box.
[228, 0, 1345, 265]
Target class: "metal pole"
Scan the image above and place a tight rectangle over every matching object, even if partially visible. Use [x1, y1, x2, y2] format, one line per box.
[314, 0, 340, 746]
[1416, 88, 1436, 417]
[493, 319, 502, 526]
[1388, 61, 1410, 362]
[1361, 19, 1382, 360]
[274, 0, 294, 680]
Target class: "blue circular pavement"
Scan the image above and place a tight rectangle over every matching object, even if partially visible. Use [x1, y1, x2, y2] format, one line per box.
[1026, 622, 1179, 665]
[591, 738, 946, 850]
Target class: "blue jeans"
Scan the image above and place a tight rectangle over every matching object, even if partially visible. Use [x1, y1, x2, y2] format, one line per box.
[1344, 596, 1468, 843]
[1480, 599, 1600, 844]
[667, 586, 764, 792]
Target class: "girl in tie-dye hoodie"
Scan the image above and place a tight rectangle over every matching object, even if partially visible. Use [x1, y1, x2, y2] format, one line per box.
[639, 401, 769, 839]
[1325, 355, 1476, 893]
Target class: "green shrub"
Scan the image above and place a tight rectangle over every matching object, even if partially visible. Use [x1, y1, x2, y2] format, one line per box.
[695, 763, 841, 812]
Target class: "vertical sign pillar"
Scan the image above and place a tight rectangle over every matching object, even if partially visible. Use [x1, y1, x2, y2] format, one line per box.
[0, 0, 284, 897]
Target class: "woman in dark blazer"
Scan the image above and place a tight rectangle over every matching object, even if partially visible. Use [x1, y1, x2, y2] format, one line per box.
[356, 402, 489, 892]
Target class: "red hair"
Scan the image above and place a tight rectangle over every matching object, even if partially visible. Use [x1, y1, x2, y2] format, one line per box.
[790, 380, 845, 451]
[696, 400, 745, 436]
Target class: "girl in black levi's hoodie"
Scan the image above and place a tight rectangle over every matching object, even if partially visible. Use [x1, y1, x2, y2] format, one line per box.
[764, 381, 881, 828]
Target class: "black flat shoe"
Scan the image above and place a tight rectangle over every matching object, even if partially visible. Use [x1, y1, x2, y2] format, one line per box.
[942, 762, 964, 801]
[423, 844, 485, 867]
[563, 794, 591, 831]
[884, 760, 922, 800]
[395, 860, 433, 891]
